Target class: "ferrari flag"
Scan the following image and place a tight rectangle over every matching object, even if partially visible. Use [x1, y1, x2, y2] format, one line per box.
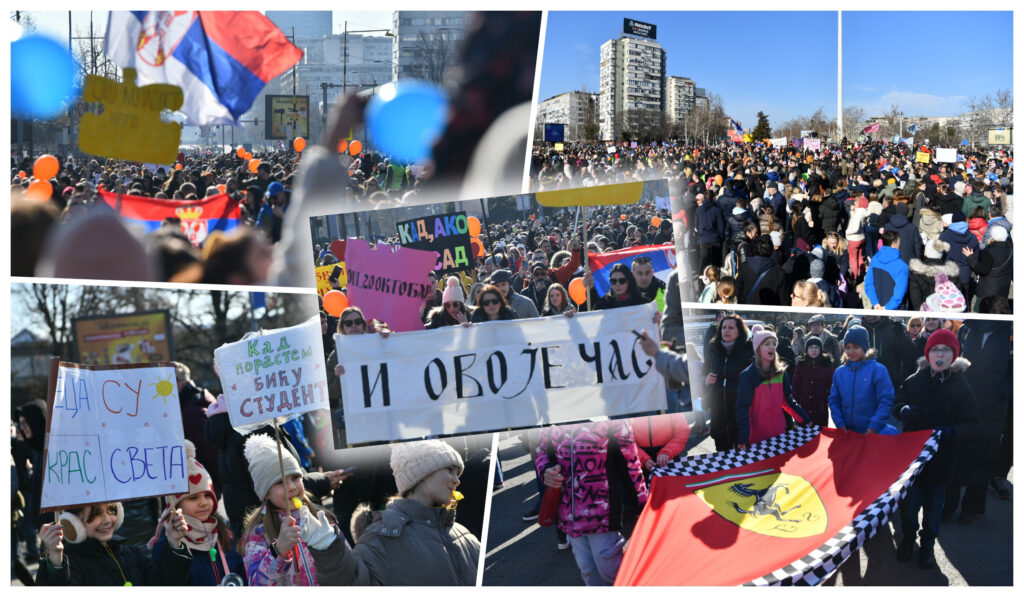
[98, 188, 241, 247]
[616, 426, 939, 586]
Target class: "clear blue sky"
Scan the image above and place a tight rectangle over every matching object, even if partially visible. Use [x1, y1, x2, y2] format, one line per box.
[539, 11, 839, 129]
[843, 12, 1012, 118]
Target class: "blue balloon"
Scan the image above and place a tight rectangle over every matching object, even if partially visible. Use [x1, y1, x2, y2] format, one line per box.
[365, 80, 448, 164]
[11, 34, 79, 120]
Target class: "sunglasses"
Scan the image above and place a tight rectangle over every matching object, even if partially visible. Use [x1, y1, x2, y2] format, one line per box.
[480, 298, 501, 307]
[610, 277, 628, 285]
[341, 318, 365, 328]
[444, 302, 463, 310]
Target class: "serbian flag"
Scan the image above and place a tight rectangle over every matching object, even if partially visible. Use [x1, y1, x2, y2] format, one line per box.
[104, 12, 302, 125]
[588, 244, 676, 297]
[862, 122, 881, 134]
[98, 188, 241, 247]
[729, 118, 744, 133]
[616, 426, 939, 586]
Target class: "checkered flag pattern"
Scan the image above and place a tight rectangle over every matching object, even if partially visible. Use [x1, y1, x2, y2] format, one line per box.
[653, 426, 941, 586]
[651, 424, 821, 478]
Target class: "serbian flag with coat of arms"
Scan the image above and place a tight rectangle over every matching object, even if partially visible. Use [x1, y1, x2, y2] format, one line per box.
[588, 244, 675, 297]
[104, 12, 302, 125]
[616, 426, 939, 586]
[98, 189, 241, 248]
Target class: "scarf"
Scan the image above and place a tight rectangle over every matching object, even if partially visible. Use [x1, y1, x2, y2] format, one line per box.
[147, 507, 219, 553]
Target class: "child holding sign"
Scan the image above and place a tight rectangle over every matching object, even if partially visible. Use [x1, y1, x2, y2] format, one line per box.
[240, 434, 343, 586]
[148, 440, 246, 585]
[36, 502, 191, 585]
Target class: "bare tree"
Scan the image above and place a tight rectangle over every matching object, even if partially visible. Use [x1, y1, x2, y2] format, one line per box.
[411, 30, 457, 85]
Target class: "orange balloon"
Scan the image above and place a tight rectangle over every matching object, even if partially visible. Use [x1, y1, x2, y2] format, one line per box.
[337, 139, 349, 153]
[322, 290, 349, 317]
[175, 163, 183, 170]
[236, 146, 246, 158]
[217, 184, 227, 193]
[293, 137, 306, 152]
[17, 170, 26, 179]
[248, 159, 261, 173]
[714, 174, 724, 186]
[244, 151, 253, 161]
[620, 214, 627, 221]
[349, 140, 362, 156]
[33, 154, 59, 180]
[568, 277, 588, 306]
[467, 216, 481, 237]
[25, 179, 52, 202]
[651, 216, 662, 227]
[470, 237, 485, 258]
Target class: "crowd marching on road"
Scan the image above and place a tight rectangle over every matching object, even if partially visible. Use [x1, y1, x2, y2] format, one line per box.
[530, 140, 1013, 314]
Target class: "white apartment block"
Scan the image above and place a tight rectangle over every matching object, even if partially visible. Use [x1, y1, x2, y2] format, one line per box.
[666, 76, 696, 123]
[536, 91, 599, 142]
[599, 36, 666, 140]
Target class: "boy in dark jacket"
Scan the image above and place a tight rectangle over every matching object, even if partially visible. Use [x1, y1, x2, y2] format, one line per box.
[736, 235, 788, 305]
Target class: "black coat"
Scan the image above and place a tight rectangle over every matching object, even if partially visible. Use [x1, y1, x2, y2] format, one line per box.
[967, 240, 1013, 300]
[726, 210, 755, 250]
[819, 196, 845, 233]
[736, 256, 787, 305]
[36, 536, 192, 586]
[955, 321, 1013, 483]
[894, 358, 980, 486]
[906, 258, 962, 311]
[702, 339, 755, 448]
[861, 317, 918, 386]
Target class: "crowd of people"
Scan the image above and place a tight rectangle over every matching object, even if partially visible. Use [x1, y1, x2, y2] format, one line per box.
[530, 140, 1013, 313]
[11, 354, 489, 586]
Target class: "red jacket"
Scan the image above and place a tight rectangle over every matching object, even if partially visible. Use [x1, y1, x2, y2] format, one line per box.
[630, 413, 690, 461]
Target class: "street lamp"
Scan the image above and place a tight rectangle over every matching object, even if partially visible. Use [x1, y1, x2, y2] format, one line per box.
[342, 21, 394, 97]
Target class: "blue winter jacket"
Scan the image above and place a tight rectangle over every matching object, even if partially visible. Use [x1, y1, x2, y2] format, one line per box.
[695, 201, 725, 244]
[827, 357, 894, 433]
[864, 246, 909, 309]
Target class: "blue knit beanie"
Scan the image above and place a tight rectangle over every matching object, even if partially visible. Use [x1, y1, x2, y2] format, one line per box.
[843, 325, 870, 352]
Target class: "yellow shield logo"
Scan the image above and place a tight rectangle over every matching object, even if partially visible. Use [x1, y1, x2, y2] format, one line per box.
[692, 471, 827, 538]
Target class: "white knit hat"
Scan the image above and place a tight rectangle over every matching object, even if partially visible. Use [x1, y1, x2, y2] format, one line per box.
[244, 434, 302, 501]
[390, 439, 464, 496]
[441, 276, 466, 304]
[990, 226, 1008, 242]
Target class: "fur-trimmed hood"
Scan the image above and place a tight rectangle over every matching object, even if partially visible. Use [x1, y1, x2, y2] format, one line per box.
[350, 502, 378, 543]
[916, 356, 971, 373]
[909, 258, 960, 277]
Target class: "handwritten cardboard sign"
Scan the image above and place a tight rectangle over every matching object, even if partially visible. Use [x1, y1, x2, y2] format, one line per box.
[395, 211, 474, 275]
[40, 363, 186, 511]
[78, 68, 183, 164]
[916, 151, 931, 164]
[214, 318, 329, 428]
[336, 303, 666, 443]
[344, 239, 438, 333]
[314, 263, 347, 297]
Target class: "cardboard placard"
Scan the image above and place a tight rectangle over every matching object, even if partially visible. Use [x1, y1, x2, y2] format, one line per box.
[395, 211, 474, 275]
[314, 263, 347, 297]
[344, 239, 438, 333]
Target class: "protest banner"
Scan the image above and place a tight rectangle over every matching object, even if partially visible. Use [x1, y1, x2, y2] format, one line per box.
[343, 238, 438, 333]
[214, 318, 329, 428]
[803, 138, 821, 151]
[72, 310, 173, 365]
[616, 426, 939, 586]
[769, 137, 787, 147]
[395, 210, 474, 275]
[916, 151, 931, 164]
[314, 263, 347, 297]
[554, 142, 564, 151]
[40, 362, 187, 511]
[934, 147, 958, 163]
[336, 303, 666, 444]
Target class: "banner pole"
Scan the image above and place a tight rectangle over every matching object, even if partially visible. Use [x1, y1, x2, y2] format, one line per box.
[583, 206, 591, 312]
[45, 356, 61, 524]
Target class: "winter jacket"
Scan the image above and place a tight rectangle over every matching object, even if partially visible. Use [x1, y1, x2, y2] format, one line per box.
[885, 213, 922, 264]
[630, 413, 690, 463]
[534, 421, 648, 539]
[955, 321, 1012, 484]
[152, 535, 245, 586]
[827, 356, 895, 433]
[864, 246, 909, 309]
[312, 499, 478, 586]
[792, 354, 835, 426]
[960, 193, 991, 219]
[846, 205, 869, 242]
[660, 270, 685, 348]
[917, 208, 944, 241]
[966, 240, 1013, 301]
[702, 339, 755, 448]
[981, 216, 1011, 247]
[906, 257, 963, 311]
[967, 218, 988, 244]
[735, 365, 809, 445]
[243, 510, 325, 585]
[894, 357, 980, 486]
[736, 255, 787, 305]
[933, 193, 963, 216]
[726, 209, 756, 250]
[815, 328, 843, 369]
[36, 535, 192, 586]
[504, 289, 541, 319]
[939, 224, 980, 285]
[469, 305, 518, 323]
[861, 316, 918, 385]
[695, 202, 726, 244]
[820, 196, 845, 233]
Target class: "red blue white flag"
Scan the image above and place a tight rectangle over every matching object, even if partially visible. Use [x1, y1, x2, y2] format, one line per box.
[98, 188, 241, 247]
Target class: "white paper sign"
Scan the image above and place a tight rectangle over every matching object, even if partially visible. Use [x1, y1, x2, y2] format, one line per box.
[336, 303, 667, 443]
[770, 137, 788, 146]
[934, 147, 958, 163]
[214, 319, 329, 428]
[40, 363, 186, 510]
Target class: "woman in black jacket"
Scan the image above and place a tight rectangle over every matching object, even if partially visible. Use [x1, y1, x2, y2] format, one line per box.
[584, 263, 648, 310]
[468, 284, 518, 322]
[37, 502, 192, 586]
[892, 329, 980, 569]
[701, 314, 755, 451]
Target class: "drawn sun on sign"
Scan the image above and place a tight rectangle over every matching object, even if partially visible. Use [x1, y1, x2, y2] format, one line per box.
[150, 374, 176, 405]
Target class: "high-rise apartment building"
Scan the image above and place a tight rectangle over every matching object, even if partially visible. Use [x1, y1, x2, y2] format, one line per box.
[391, 11, 468, 82]
[598, 36, 666, 140]
[666, 76, 696, 123]
[536, 91, 599, 142]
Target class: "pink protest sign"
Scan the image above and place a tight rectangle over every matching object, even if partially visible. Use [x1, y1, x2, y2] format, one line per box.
[343, 239, 438, 333]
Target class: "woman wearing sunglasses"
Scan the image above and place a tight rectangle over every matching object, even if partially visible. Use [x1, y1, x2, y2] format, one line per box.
[469, 284, 518, 323]
[582, 263, 647, 310]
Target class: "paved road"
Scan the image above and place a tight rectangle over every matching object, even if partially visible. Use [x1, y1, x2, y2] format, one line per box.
[483, 425, 1012, 586]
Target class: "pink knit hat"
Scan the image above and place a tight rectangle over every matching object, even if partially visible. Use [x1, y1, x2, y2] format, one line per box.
[441, 276, 465, 304]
